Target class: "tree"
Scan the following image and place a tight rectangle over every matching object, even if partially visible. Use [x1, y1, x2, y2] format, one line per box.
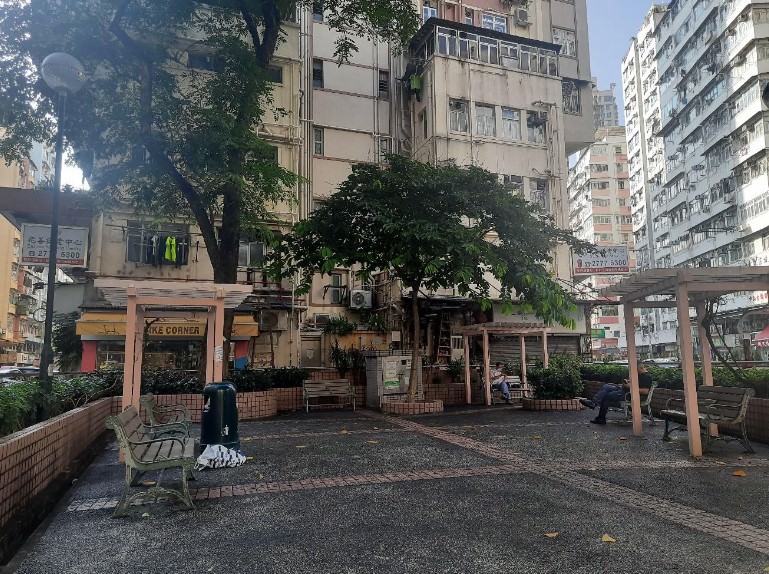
[52, 312, 82, 372]
[0, 0, 419, 345]
[268, 156, 594, 399]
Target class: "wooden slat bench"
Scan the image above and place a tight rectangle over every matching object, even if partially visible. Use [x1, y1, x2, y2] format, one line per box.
[490, 376, 531, 404]
[106, 405, 196, 518]
[303, 379, 356, 412]
[140, 393, 192, 437]
[660, 386, 754, 453]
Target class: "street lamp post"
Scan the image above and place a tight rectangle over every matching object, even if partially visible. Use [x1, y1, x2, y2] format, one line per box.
[39, 53, 85, 387]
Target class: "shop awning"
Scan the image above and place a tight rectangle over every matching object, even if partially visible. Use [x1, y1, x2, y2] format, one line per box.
[76, 312, 259, 338]
[755, 325, 769, 348]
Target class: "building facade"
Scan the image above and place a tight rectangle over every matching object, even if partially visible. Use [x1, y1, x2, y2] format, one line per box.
[624, 0, 769, 358]
[568, 127, 634, 358]
[592, 77, 620, 128]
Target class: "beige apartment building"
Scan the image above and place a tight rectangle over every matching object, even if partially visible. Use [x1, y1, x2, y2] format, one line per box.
[568, 127, 634, 359]
[300, 0, 595, 366]
[70, 1, 595, 370]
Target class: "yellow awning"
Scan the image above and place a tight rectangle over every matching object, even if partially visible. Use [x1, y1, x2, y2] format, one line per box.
[76, 312, 258, 337]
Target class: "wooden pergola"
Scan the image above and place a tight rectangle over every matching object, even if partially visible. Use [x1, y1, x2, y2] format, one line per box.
[456, 322, 550, 405]
[600, 267, 769, 457]
[94, 279, 254, 411]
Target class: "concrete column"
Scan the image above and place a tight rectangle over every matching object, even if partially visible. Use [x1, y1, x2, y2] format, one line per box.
[464, 335, 471, 404]
[624, 303, 642, 436]
[676, 281, 702, 458]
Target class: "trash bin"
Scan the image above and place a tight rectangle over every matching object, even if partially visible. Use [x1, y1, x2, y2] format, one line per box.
[200, 382, 240, 450]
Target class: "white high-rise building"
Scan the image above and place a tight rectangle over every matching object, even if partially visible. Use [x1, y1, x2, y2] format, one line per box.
[626, 0, 769, 359]
[592, 77, 620, 128]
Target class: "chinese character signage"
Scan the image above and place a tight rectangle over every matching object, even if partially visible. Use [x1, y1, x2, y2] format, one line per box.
[591, 328, 606, 339]
[21, 224, 89, 267]
[573, 246, 630, 275]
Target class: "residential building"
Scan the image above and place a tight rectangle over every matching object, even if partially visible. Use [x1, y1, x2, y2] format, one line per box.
[592, 77, 620, 128]
[626, 0, 769, 359]
[568, 127, 634, 358]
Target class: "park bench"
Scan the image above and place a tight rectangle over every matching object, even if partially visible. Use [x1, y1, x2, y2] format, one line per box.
[140, 393, 191, 437]
[303, 379, 356, 412]
[660, 386, 754, 453]
[490, 376, 531, 404]
[607, 380, 659, 424]
[105, 405, 196, 518]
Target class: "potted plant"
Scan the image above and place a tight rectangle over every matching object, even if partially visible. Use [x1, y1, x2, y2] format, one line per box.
[523, 354, 584, 411]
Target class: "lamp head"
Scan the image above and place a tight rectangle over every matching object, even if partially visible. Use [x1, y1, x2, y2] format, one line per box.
[41, 52, 85, 95]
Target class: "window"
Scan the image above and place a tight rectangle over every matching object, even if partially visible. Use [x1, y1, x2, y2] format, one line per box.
[247, 144, 278, 165]
[563, 82, 581, 114]
[552, 28, 577, 57]
[475, 104, 495, 136]
[526, 111, 547, 143]
[378, 70, 389, 98]
[482, 13, 507, 33]
[464, 8, 474, 25]
[600, 306, 619, 316]
[500, 174, 523, 194]
[313, 127, 324, 155]
[423, 2, 437, 23]
[312, 59, 324, 88]
[377, 137, 391, 162]
[187, 52, 225, 72]
[267, 66, 283, 84]
[449, 99, 469, 132]
[126, 221, 190, 265]
[529, 179, 548, 209]
[619, 181, 625, 189]
[419, 110, 428, 139]
[312, 2, 323, 21]
[501, 108, 521, 140]
[238, 241, 266, 268]
[614, 146, 622, 153]
[328, 273, 344, 304]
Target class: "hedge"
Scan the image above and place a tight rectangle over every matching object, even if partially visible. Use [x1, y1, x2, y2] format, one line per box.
[0, 367, 310, 437]
[580, 363, 769, 398]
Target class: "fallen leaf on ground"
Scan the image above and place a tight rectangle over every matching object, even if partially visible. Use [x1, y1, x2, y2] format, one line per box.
[532, 435, 543, 440]
[140, 481, 156, 486]
[762, 566, 769, 572]
[246, 456, 254, 461]
[543, 532, 559, 538]
[340, 429, 349, 434]
[738, 456, 744, 460]
[367, 440, 379, 444]
[141, 512, 150, 518]
[295, 445, 307, 449]
[713, 460, 727, 465]
[618, 436, 627, 441]
[373, 426, 379, 430]
[588, 467, 598, 471]
[601, 534, 616, 543]
[732, 469, 747, 477]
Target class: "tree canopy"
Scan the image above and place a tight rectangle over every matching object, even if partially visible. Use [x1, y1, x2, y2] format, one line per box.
[269, 155, 593, 396]
[0, 0, 420, 285]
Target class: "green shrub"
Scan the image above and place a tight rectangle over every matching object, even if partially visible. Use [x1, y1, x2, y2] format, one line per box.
[529, 354, 583, 400]
[268, 367, 310, 388]
[140, 369, 203, 394]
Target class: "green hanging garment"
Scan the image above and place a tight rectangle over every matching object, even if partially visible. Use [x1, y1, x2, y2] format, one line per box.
[165, 236, 177, 262]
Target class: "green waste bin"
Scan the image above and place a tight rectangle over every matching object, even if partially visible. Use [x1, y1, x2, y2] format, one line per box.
[200, 382, 240, 450]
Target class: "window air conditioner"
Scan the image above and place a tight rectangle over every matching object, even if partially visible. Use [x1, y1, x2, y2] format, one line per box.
[349, 290, 373, 309]
[514, 8, 530, 26]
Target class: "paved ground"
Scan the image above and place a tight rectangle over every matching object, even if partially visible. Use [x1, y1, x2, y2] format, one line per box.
[6, 405, 769, 573]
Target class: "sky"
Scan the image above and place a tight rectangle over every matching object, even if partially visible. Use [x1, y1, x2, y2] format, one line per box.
[586, 0, 660, 124]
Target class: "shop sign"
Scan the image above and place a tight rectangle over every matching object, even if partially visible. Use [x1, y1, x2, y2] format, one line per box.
[573, 246, 629, 275]
[146, 323, 203, 337]
[591, 328, 606, 339]
[21, 224, 89, 267]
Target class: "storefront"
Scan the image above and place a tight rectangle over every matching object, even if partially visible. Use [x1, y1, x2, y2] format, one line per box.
[76, 311, 259, 372]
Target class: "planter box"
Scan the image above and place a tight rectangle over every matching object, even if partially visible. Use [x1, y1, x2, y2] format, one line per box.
[381, 400, 444, 415]
[521, 398, 583, 412]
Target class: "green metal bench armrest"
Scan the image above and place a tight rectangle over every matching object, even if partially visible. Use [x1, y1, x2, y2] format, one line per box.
[126, 436, 188, 449]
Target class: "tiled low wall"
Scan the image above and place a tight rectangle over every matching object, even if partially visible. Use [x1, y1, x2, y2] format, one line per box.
[148, 391, 278, 422]
[0, 396, 117, 563]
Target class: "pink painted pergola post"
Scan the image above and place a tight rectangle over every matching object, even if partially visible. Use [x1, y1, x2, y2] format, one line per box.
[206, 306, 215, 384]
[214, 289, 225, 383]
[463, 335, 471, 404]
[624, 302, 642, 436]
[519, 335, 527, 387]
[696, 301, 718, 437]
[122, 287, 138, 411]
[483, 329, 491, 406]
[676, 280, 703, 458]
[542, 330, 549, 368]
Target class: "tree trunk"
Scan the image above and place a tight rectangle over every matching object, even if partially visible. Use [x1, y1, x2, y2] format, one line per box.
[407, 285, 421, 402]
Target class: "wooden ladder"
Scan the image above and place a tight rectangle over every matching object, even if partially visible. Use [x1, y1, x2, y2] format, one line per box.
[436, 311, 452, 364]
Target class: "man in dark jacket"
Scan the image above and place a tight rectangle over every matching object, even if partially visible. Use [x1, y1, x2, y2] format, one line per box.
[580, 362, 652, 425]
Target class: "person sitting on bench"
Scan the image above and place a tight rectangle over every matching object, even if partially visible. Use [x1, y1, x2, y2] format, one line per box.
[580, 362, 652, 425]
[490, 362, 512, 404]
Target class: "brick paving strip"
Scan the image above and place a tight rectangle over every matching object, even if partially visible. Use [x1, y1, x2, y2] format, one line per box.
[67, 410, 769, 555]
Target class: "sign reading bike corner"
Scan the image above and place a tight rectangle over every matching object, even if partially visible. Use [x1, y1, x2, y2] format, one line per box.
[573, 246, 630, 275]
[21, 224, 89, 267]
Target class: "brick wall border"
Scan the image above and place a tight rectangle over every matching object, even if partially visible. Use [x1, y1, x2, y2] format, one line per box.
[521, 398, 583, 412]
[381, 400, 444, 415]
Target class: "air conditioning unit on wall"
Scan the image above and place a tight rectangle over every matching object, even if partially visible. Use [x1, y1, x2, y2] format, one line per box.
[514, 8, 530, 26]
[349, 290, 373, 309]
